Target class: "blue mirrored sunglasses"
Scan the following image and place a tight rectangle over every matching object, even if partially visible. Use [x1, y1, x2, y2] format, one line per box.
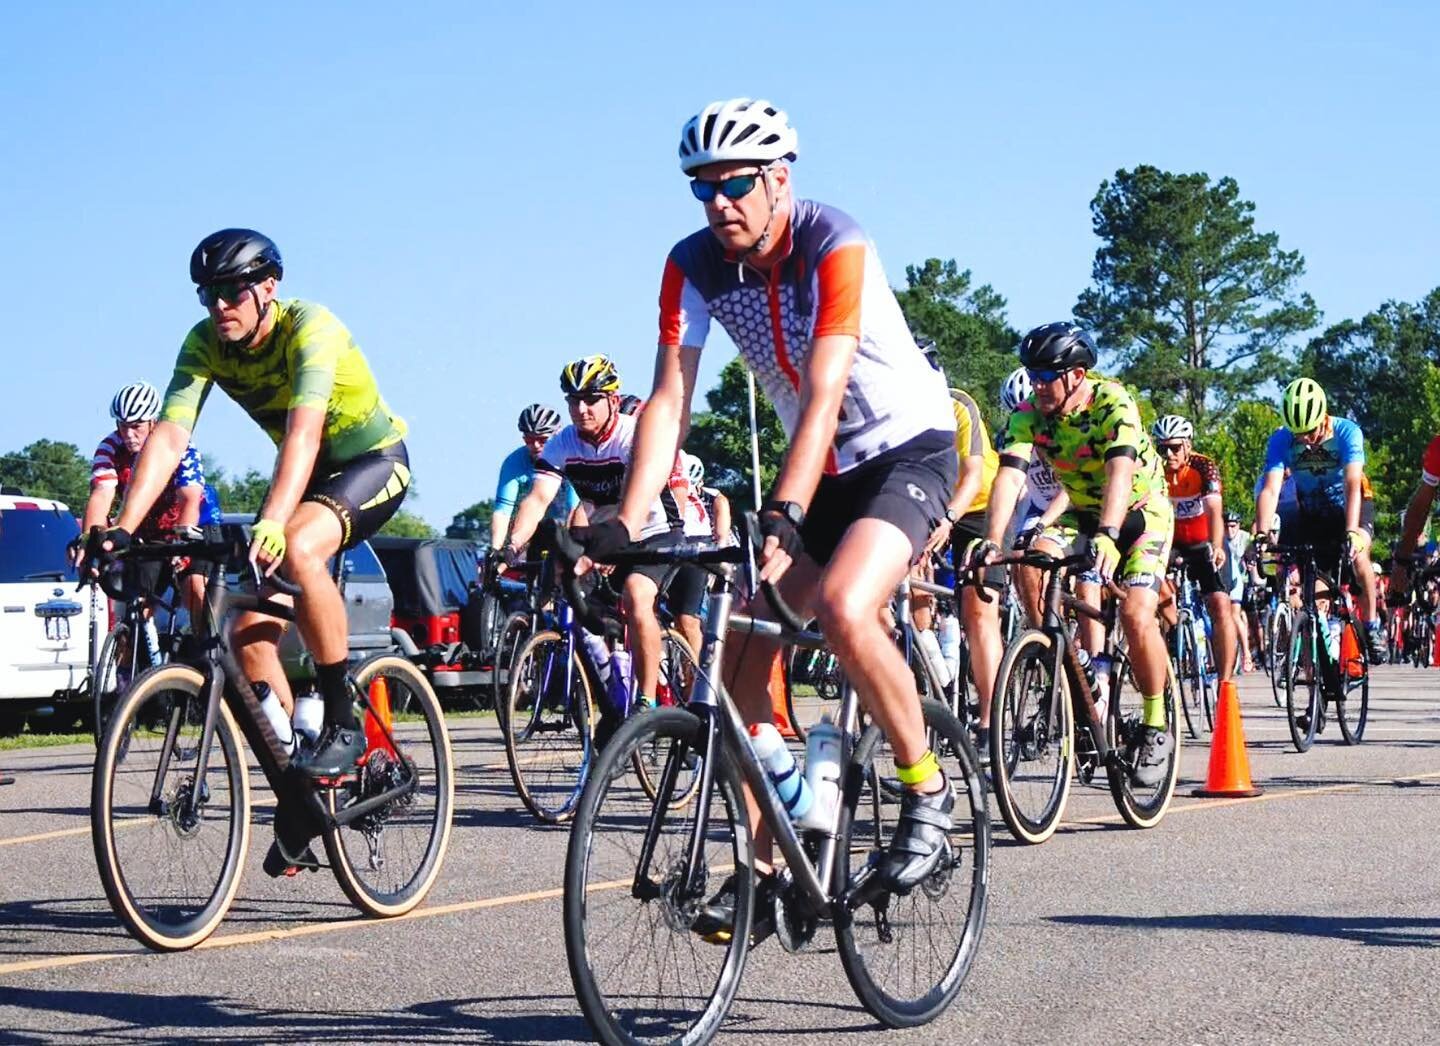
[689, 172, 761, 203]
[1026, 368, 1065, 384]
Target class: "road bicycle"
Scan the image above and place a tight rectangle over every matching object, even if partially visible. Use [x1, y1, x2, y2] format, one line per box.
[985, 548, 1182, 845]
[555, 520, 990, 1045]
[1165, 557, 1217, 739]
[88, 532, 454, 951]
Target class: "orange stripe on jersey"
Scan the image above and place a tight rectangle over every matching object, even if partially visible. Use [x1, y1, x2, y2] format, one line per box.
[813, 244, 864, 338]
[768, 266, 802, 390]
[658, 257, 688, 347]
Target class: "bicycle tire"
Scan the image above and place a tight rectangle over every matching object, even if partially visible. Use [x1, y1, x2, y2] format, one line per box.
[988, 630, 1073, 845]
[1268, 609, 1291, 708]
[1197, 618, 1218, 733]
[1335, 622, 1370, 745]
[632, 628, 703, 807]
[782, 644, 809, 743]
[92, 622, 132, 741]
[322, 654, 454, 917]
[91, 663, 249, 951]
[488, 611, 532, 714]
[835, 698, 990, 1027]
[504, 629, 593, 823]
[1173, 619, 1202, 741]
[1105, 657, 1181, 829]
[565, 707, 752, 1046]
[1285, 612, 1321, 753]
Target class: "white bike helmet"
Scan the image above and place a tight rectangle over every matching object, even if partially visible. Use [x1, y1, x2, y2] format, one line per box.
[678, 98, 799, 174]
[1151, 414, 1195, 442]
[681, 452, 705, 487]
[110, 381, 161, 423]
[1000, 367, 1033, 412]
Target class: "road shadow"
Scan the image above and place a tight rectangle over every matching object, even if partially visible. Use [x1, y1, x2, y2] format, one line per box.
[1049, 911, 1440, 948]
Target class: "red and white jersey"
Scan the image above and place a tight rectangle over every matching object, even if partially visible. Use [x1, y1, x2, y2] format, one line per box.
[658, 199, 955, 474]
[1421, 435, 1440, 487]
[536, 411, 704, 540]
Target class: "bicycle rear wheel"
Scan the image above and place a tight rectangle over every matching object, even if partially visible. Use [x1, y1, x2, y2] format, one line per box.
[1173, 620, 1202, 740]
[1286, 612, 1321, 752]
[1268, 609, 1291, 708]
[835, 698, 989, 1027]
[322, 655, 454, 918]
[565, 708, 751, 1046]
[91, 664, 249, 951]
[632, 629, 702, 806]
[1105, 658, 1181, 829]
[488, 611, 531, 714]
[988, 630, 1073, 845]
[92, 622, 140, 740]
[504, 629, 593, 823]
[1335, 621, 1370, 745]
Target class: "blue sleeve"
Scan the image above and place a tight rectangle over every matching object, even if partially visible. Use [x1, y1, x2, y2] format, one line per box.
[1262, 429, 1292, 473]
[175, 445, 205, 487]
[1334, 418, 1365, 467]
[562, 479, 580, 514]
[494, 449, 526, 513]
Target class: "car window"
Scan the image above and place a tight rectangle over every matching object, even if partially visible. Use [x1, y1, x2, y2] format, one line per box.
[339, 541, 385, 584]
[0, 508, 81, 583]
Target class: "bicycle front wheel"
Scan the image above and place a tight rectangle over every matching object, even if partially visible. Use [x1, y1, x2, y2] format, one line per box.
[565, 707, 752, 1046]
[989, 630, 1073, 844]
[1173, 621, 1201, 740]
[835, 698, 990, 1027]
[1268, 609, 1291, 708]
[632, 629, 702, 807]
[1105, 658, 1181, 829]
[92, 622, 136, 740]
[91, 664, 249, 951]
[504, 629, 593, 823]
[322, 655, 454, 918]
[1286, 613, 1321, 753]
[488, 611, 532, 714]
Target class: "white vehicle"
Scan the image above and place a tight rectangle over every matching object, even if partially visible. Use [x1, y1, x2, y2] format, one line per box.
[0, 490, 87, 732]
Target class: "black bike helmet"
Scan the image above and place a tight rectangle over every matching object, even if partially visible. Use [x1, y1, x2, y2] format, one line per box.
[1017, 321, 1098, 371]
[518, 403, 563, 436]
[190, 229, 283, 286]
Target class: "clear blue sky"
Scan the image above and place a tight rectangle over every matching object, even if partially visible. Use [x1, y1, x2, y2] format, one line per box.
[3, 2, 1436, 528]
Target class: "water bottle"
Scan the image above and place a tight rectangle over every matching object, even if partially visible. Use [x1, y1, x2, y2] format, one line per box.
[253, 681, 297, 757]
[1076, 647, 1098, 698]
[799, 717, 842, 832]
[1091, 653, 1112, 723]
[607, 646, 634, 716]
[581, 630, 612, 686]
[917, 627, 953, 687]
[1325, 615, 1342, 662]
[938, 614, 961, 683]
[747, 722, 814, 823]
[142, 618, 163, 668]
[292, 691, 324, 746]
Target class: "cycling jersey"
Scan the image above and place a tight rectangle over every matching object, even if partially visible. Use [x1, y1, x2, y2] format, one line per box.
[999, 377, 1167, 514]
[91, 435, 218, 536]
[1262, 416, 1370, 515]
[536, 411, 702, 540]
[1419, 434, 1440, 487]
[1165, 452, 1222, 547]
[1254, 469, 1299, 520]
[951, 389, 998, 514]
[161, 299, 408, 467]
[494, 445, 580, 528]
[658, 199, 955, 473]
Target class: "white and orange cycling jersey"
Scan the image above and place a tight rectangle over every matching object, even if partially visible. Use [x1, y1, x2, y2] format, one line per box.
[658, 199, 954, 474]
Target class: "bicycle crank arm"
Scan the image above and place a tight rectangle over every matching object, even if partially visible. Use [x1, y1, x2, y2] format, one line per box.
[326, 774, 418, 830]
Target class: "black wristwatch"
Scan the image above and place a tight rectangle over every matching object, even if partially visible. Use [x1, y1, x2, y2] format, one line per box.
[761, 499, 806, 528]
[1096, 524, 1121, 541]
[944, 507, 961, 525]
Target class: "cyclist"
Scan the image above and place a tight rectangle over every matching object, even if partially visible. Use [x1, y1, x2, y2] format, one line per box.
[1255, 378, 1386, 663]
[1386, 432, 1440, 600]
[1219, 509, 1255, 672]
[78, 381, 222, 614]
[577, 98, 959, 926]
[94, 229, 412, 792]
[502, 355, 707, 738]
[980, 322, 1175, 785]
[683, 452, 733, 545]
[1153, 414, 1239, 686]
[490, 403, 579, 550]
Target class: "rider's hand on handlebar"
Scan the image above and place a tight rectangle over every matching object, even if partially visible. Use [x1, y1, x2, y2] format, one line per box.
[1090, 533, 1121, 586]
[757, 509, 804, 585]
[924, 515, 953, 556]
[248, 518, 287, 578]
[571, 518, 633, 577]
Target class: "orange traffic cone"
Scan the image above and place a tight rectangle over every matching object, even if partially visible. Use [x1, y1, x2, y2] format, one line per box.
[1191, 679, 1263, 798]
[363, 675, 398, 760]
[769, 651, 797, 738]
[1339, 622, 1364, 679]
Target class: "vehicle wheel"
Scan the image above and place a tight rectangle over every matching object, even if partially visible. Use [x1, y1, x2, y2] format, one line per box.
[988, 631, 1072, 844]
[1286, 612, 1321, 753]
[91, 664, 249, 951]
[322, 654, 454, 917]
[487, 611, 531, 715]
[503, 629, 593, 823]
[1173, 620, 1201, 740]
[1106, 657, 1181, 829]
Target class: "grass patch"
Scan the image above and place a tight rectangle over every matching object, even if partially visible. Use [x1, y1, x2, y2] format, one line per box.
[0, 730, 94, 751]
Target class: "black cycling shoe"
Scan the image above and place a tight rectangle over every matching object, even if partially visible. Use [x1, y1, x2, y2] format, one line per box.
[691, 870, 778, 947]
[973, 728, 992, 769]
[263, 800, 321, 878]
[880, 779, 955, 891]
[297, 723, 365, 779]
[1132, 726, 1172, 787]
[592, 709, 623, 753]
[1365, 622, 1388, 665]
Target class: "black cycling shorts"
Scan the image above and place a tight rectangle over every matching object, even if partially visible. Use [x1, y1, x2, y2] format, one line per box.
[800, 430, 957, 567]
[303, 441, 410, 550]
[1278, 499, 1376, 573]
[1172, 542, 1227, 596]
[950, 510, 1005, 590]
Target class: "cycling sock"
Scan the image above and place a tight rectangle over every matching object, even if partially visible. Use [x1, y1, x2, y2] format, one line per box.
[316, 661, 357, 729]
[637, 693, 656, 709]
[896, 750, 944, 792]
[1141, 694, 1166, 729]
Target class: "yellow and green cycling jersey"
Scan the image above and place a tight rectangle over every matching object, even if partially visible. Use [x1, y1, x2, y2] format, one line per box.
[950, 388, 998, 515]
[160, 299, 407, 466]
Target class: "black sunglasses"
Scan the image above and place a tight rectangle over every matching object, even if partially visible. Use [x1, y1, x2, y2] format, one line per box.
[689, 171, 763, 204]
[197, 279, 257, 308]
[1157, 442, 1187, 454]
[566, 392, 607, 406]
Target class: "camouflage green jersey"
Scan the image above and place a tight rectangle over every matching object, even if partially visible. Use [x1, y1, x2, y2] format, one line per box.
[1000, 376, 1166, 513]
[161, 299, 407, 466]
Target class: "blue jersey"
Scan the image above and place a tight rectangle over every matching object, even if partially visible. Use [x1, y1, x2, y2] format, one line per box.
[495, 445, 579, 525]
[1262, 417, 1366, 515]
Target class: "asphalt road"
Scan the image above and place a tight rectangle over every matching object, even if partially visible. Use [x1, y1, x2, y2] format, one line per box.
[2, 668, 1439, 1045]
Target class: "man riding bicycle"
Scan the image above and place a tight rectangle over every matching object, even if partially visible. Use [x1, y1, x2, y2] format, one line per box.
[1255, 378, 1386, 664]
[980, 322, 1176, 785]
[1153, 414, 1239, 685]
[1385, 431, 1440, 600]
[94, 229, 412, 785]
[576, 98, 959, 923]
[490, 403, 578, 551]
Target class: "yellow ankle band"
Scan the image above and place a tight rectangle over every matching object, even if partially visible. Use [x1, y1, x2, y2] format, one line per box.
[896, 750, 940, 785]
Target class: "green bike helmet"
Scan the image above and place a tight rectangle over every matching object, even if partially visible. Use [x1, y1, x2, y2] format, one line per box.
[1282, 377, 1327, 434]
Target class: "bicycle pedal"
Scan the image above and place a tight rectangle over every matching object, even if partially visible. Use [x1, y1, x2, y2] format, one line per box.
[312, 772, 357, 788]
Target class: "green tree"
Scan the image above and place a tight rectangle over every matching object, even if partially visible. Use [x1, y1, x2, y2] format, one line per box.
[205, 460, 270, 515]
[0, 440, 91, 509]
[1196, 400, 1283, 523]
[380, 509, 438, 538]
[895, 258, 1018, 432]
[447, 499, 494, 542]
[686, 358, 787, 511]
[1075, 166, 1319, 427]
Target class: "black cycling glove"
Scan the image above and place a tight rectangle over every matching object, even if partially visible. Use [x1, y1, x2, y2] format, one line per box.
[575, 519, 634, 563]
[758, 510, 805, 561]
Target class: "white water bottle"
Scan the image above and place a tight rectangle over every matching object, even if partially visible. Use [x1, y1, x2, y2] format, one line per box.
[254, 681, 297, 757]
[581, 630, 612, 686]
[917, 627, 953, 687]
[1326, 617, 1342, 661]
[292, 691, 324, 746]
[799, 717, 842, 832]
[748, 722, 814, 823]
[938, 614, 961, 683]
